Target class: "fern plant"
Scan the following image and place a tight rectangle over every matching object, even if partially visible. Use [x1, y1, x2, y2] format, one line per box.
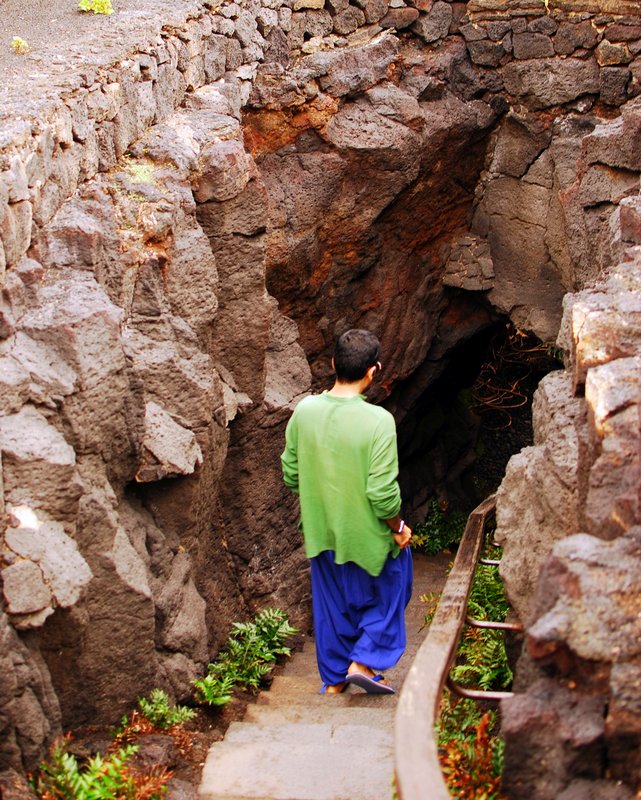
[193, 672, 236, 707]
[32, 736, 171, 800]
[431, 545, 511, 798]
[451, 561, 512, 691]
[439, 709, 506, 799]
[194, 608, 297, 707]
[137, 689, 195, 730]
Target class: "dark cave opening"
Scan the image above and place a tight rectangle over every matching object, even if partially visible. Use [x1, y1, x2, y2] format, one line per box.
[396, 320, 562, 524]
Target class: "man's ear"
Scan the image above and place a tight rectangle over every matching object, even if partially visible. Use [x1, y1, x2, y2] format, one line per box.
[331, 357, 335, 371]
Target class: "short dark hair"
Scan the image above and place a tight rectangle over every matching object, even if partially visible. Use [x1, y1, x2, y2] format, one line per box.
[333, 329, 380, 382]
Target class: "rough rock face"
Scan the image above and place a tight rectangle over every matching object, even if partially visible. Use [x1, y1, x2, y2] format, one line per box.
[497, 171, 641, 796]
[496, 255, 641, 796]
[2, 0, 641, 789]
[495, 370, 590, 623]
[0, 41, 312, 768]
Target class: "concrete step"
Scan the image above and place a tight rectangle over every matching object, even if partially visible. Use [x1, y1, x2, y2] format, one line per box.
[257, 691, 397, 709]
[265, 675, 321, 696]
[243, 704, 393, 728]
[278, 649, 318, 679]
[223, 719, 393, 747]
[199, 737, 395, 800]
[197, 554, 449, 800]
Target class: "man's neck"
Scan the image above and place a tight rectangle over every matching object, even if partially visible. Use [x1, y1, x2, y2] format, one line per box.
[328, 377, 370, 397]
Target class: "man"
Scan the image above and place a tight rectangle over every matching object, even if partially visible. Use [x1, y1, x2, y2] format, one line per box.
[281, 329, 413, 695]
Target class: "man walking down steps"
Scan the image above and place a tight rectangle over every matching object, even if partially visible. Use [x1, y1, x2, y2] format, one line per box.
[281, 329, 413, 696]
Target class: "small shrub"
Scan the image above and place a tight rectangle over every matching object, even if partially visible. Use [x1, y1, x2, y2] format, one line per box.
[10, 36, 29, 54]
[114, 710, 156, 744]
[412, 500, 467, 556]
[78, 0, 114, 14]
[194, 608, 297, 707]
[137, 689, 196, 730]
[32, 735, 171, 800]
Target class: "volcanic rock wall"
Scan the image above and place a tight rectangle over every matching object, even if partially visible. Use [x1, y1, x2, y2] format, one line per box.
[496, 139, 641, 796]
[2, 0, 641, 792]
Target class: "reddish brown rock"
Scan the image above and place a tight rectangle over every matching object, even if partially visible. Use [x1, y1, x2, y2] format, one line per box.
[467, 38, 506, 66]
[2, 0, 641, 786]
[502, 527, 641, 796]
[600, 66, 631, 105]
[503, 57, 600, 109]
[596, 39, 634, 66]
[606, 23, 641, 42]
[379, 7, 420, 29]
[332, 5, 366, 33]
[554, 19, 599, 55]
[288, 9, 334, 47]
[411, 1, 452, 43]
[353, 0, 389, 23]
[620, 196, 641, 244]
[501, 679, 607, 800]
[512, 31, 554, 59]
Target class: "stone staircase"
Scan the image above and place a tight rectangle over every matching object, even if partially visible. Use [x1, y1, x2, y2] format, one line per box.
[198, 553, 449, 800]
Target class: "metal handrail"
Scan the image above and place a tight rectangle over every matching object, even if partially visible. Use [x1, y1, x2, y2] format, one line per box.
[394, 494, 503, 800]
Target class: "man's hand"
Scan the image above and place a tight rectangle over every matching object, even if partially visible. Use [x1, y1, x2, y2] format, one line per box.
[393, 524, 412, 549]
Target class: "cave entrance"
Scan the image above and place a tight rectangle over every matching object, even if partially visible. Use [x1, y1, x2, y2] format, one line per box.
[396, 321, 562, 524]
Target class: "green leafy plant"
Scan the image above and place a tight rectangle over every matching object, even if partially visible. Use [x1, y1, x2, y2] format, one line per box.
[32, 735, 171, 800]
[78, 0, 114, 14]
[10, 36, 29, 54]
[113, 690, 195, 758]
[137, 689, 196, 730]
[412, 500, 467, 556]
[194, 608, 297, 707]
[451, 560, 512, 692]
[193, 672, 236, 707]
[427, 544, 511, 797]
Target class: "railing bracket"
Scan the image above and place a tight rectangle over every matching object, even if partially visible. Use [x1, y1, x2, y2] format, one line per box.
[446, 674, 514, 703]
[466, 615, 523, 632]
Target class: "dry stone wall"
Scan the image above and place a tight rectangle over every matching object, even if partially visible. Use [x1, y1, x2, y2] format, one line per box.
[2, 0, 641, 790]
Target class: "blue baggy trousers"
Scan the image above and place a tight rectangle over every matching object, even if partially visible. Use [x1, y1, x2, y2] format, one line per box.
[310, 548, 413, 686]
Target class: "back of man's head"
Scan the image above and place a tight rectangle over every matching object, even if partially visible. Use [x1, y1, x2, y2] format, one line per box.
[334, 329, 380, 382]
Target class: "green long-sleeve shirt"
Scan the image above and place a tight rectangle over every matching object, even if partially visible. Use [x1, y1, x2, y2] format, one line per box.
[281, 391, 402, 577]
